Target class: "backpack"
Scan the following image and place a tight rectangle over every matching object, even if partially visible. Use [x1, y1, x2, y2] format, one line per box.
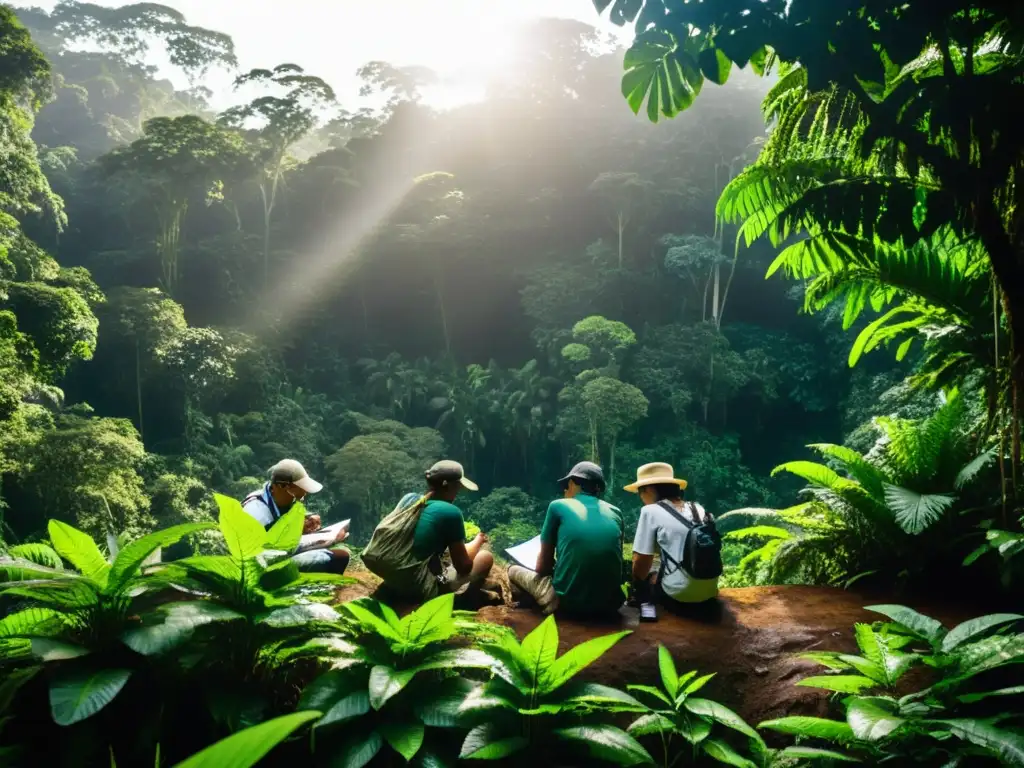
[657, 500, 723, 580]
[360, 493, 436, 598]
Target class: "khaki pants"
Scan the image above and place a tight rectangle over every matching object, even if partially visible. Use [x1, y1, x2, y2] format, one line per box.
[507, 565, 559, 614]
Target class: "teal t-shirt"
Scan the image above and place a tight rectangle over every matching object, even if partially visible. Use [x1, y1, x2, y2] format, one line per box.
[412, 499, 466, 560]
[540, 494, 624, 616]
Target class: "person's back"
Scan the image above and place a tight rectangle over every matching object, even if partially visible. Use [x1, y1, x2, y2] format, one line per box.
[543, 494, 624, 617]
[636, 499, 719, 603]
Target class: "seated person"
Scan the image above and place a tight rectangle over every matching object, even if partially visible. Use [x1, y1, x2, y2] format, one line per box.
[242, 459, 350, 574]
[625, 462, 720, 621]
[364, 460, 493, 602]
[508, 461, 624, 620]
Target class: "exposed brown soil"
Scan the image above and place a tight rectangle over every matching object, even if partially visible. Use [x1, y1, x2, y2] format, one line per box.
[334, 568, 974, 726]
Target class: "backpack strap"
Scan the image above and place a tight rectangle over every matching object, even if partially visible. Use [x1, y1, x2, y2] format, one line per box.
[243, 486, 279, 529]
[657, 500, 695, 529]
[654, 501, 697, 579]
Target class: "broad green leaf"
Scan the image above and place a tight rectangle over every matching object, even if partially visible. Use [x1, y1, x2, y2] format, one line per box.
[108, 523, 215, 593]
[723, 526, 791, 541]
[369, 665, 413, 710]
[702, 739, 755, 768]
[0, 666, 39, 712]
[941, 614, 1023, 653]
[122, 602, 243, 656]
[264, 506, 304, 553]
[779, 746, 861, 762]
[553, 724, 654, 766]
[460, 723, 529, 760]
[684, 698, 761, 744]
[543, 629, 630, 694]
[698, 48, 732, 85]
[0, 607, 65, 638]
[172, 711, 321, 768]
[380, 721, 425, 761]
[334, 730, 384, 768]
[882, 485, 955, 535]
[522, 615, 559, 688]
[50, 667, 132, 726]
[259, 603, 339, 627]
[949, 633, 1024, 681]
[47, 520, 110, 588]
[341, 600, 403, 643]
[799, 651, 853, 671]
[553, 682, 645, 712]
[678, 715, 712, 745]
[414, 678, 480, 727]
[401, 593, 456, 645]
[847, 697, 904, 741]
[8, 543, 62, 570]
[318, 690, 371, 729]
[2, 579, 100, 611]
[935, 718, 1024, 763]
[836, 654, 885, 684]
[657, 645, 678, 696]
[173, 555, 242, 586]
[758, 716, 855, 742]
[797, 675, 878, 694]
[865, 605, 946, 646]
[215, 493, 267, 562]
[299, 669, 367, 711]
[770, 461, 856, 492]
[957, 685, 1024, 704]
[456, 684, 518, 719]
[628, 713, 675, 737]
[30, 639, 90, 661]
[627, 684, 672, 706]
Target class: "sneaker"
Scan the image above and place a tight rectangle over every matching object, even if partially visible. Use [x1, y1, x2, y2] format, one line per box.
[640, 602, 658, 622]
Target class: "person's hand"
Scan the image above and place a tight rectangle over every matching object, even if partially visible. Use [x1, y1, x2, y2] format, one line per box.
[333, 528, 349, 545]
[475, 531, 489, 546]
[303, 514, 321, 534]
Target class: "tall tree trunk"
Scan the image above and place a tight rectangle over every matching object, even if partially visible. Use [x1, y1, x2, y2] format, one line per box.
[434, 273, 452, 356]
[135, 339, 144, 443]
[617, 211, 625, 269]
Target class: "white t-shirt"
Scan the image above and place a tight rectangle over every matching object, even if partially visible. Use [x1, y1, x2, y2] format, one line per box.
[632, 501, 719, 603]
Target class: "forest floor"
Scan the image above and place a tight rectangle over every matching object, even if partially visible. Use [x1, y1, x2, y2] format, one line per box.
[335, 566, 975, 725]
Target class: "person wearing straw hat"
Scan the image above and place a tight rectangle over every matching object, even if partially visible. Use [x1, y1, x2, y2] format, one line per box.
[625, 462, 722, 622]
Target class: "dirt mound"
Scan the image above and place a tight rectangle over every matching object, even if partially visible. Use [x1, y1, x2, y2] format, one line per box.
[334, 572, 970, 725]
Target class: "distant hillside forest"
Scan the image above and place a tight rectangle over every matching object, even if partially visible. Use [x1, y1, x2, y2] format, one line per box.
[2, 2, 1018, 598]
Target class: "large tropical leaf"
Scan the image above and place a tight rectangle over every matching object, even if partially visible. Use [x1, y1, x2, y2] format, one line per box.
[543, 629, 631, 694]
[941, 614, 1023, 653]
[882, 484, 955, 535]
[683, 698, 761, 744]
[460, 723, 529, 760]
[846, 697, 904, 742]
[264, 506, 304, 554]
[621, 29, 703, 122]
[553, 724, 653, 766]
[522, 615, 559, 689]
[7, 543, 62, 570]
[864, 605, 946, 646]
[122, 601, 243, 656]
[171, 710, 321, 768]
[214, 493, 267, 562]
[400, 593, 456, 646]
[380, 721, 426, 762]
[758, 716, 856, 742]
[107, 523, 216, 594]
[935, 719, 1024, 764]
[796, 675, 878, 694]
[770, 461, 858, 493]
[334, 729, 384, 768]
[701, 739, 756, 768]
[49, 667, 132, 726]
[47, 521, 110, 587]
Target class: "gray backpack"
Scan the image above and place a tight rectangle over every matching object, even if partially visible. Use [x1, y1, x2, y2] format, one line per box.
[361, 493, 436, 598]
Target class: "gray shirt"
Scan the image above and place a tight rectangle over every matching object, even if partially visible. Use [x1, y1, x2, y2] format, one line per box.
[633, 501, 719, 603]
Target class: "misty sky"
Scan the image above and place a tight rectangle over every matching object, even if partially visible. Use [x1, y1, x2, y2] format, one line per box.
[23, 0, 630, 107]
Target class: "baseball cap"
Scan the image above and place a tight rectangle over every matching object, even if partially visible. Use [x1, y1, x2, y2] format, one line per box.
[269, 459, 323, 494]
[426, 460, 478, 491]
[558, 461, 605, 488]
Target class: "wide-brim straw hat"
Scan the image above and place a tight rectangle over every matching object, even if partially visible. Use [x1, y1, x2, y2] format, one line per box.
[623, 462, 688, 493]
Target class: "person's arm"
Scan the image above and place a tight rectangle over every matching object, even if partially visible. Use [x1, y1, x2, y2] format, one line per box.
[631, 507, 657, 582]
[449, 535, 485, 576]
[443, 504, 473, 576]
[536, 502, 559, 576]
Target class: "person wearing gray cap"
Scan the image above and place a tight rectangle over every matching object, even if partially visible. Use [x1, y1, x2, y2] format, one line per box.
[361, 460, 493, 602]
[241, 459, 349, 574]
[507, 461, 624, 619]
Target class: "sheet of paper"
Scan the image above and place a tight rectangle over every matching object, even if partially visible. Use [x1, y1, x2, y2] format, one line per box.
[505, 535, 542, 569]
[303, 519, 350, 549]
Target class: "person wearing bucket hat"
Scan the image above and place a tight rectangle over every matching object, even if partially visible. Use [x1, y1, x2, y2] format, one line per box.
[241, 459, 350, 574]
[626, 462, 721, 621]
[507, 460, 625, 618]
[362, 459, 494, 604]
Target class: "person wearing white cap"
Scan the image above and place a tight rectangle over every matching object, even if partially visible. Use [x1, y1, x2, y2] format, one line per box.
[361, 459, 493, 603]
[241, 459, 349, 574]
[625, 462, 722, 622]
